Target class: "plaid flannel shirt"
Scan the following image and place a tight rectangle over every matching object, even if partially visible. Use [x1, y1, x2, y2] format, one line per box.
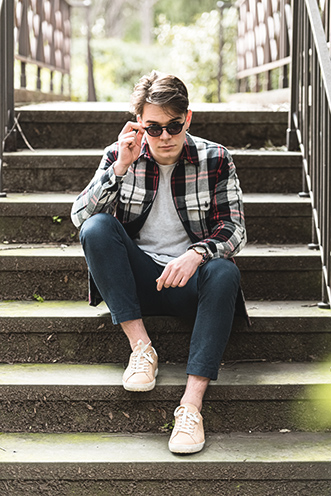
[71, 133, 247, 260]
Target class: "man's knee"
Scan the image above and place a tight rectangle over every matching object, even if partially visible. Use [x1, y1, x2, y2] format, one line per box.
[80, 213, 117, 244]
[200, 258, 240, 291]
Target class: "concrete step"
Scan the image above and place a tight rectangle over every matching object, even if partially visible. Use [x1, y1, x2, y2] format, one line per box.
[244, 193, 311, 244]
[15, 103, 289, 149]
[0, 431, 330, 495]
[0, 243, 321, 301]
[0, 192, 312, 244]
[0, 300, 330, 364]
[2, 148, 302, 194]
[0, 361, 330, 433]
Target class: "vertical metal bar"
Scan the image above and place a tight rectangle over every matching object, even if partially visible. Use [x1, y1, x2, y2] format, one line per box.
[320, 89, 328, 305]
[315, 65, 321, 248]
[0, 0, 14, 196]
[37, 67, 42, 91]
[303, 10, 310, 184]
[327, 107, 331, 305]
[0, 0, 6, 197]
[18, 0, 30, 59]
[280, 0, 289, 88]
[4, 0, 15, 154]
[324, 105, 331, 306]
[310, 44, 318, 245]
[298, 0, 306, 138]
[287, 0, 299, 150]
[21, 61, 26, 88]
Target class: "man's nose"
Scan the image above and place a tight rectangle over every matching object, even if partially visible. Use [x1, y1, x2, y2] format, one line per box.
[159, 128, 172, 138]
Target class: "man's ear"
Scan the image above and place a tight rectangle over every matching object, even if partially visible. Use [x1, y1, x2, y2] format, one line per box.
[186, 110, 193, 127]
[137, 115, 142, 124]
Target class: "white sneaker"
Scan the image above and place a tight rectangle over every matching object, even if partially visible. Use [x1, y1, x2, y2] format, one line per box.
[122, 339, 158, 392]
[168, 403, 205, 454]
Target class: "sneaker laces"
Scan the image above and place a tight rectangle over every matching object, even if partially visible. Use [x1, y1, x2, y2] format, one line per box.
[130, 339, 155, 373]
[173, 405, 200, 435]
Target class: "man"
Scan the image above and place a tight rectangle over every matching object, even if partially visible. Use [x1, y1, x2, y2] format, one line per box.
[71, 71, 247, 454]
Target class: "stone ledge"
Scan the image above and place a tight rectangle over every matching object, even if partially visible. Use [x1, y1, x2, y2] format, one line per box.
[0, 431, 330, 479]
[0, 361, 329, 399]
[0, 362, 329, 433]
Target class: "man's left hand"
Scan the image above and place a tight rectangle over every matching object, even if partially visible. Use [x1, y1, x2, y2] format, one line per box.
[156, 250, 203, 291]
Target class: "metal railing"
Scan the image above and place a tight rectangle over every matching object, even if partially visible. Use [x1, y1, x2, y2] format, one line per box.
[0, 0, 96, 195]
[0, 0, 15, 197]
[287, 0, 331, 308]
[236, 0, 292, 91]
[15, 0, 71, 95]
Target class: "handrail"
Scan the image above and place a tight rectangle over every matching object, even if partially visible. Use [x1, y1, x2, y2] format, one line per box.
[236, 0, 292, 91]
[15, 0, 71, 96]
[0, 0, 15, 197]
[287, 0, 331, 308]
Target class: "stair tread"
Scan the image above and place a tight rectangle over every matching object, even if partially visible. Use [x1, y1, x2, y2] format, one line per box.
[0, 243, 319, 258]
[3, 147, 301, 157]
[0, 191, 310, 203]
[0, 361, 329, 387]
[16, 101, 288, 117]
[0, 431, 329, 466]
[3, 148, 104, 157]
[0, 299, 327, 319]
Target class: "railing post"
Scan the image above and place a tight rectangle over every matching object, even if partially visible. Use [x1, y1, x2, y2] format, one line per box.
[0, 0, 5, 197]
[6, 0, 15, 139]
[287, 0, 299, 151]
[279, 0, 289, 88]
[1, 0, 15, 197]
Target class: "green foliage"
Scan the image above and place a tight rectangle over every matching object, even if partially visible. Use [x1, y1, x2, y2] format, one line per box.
[33, 294, 44, 303]
[155, 10, 221, 102]
[160, 419, 175, 432]
[154, 0, 219, 26]
[71, 7, 238, 103]
[74, 38, 170, 102]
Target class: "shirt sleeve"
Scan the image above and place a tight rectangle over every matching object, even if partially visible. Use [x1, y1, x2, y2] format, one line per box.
[71, 144, 124, 229]
[190, 148, 247, 259]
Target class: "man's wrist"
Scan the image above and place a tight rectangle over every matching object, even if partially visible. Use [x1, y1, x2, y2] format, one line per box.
[113, 161, 129, 177]
[188, 245, 209, 266]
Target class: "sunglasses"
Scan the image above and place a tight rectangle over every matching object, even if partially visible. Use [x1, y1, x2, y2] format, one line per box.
[143, 121, 185, 137]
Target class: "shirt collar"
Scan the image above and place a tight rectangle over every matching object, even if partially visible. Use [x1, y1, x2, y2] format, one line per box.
[139, 133, 200, 167]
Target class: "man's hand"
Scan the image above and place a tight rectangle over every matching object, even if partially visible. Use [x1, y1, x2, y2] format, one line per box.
[114, 121, 145, 176]
[156, 250, 203, 291]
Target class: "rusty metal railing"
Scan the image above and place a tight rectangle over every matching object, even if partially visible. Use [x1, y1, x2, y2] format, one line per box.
[236, 0, 292, 91]
[287, 0, 331, 308]
[15, 0, 71, 95]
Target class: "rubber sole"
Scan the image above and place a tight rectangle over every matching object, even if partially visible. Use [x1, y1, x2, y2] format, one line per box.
[168, 440, 205, 454]
[122, 368, 158, 392]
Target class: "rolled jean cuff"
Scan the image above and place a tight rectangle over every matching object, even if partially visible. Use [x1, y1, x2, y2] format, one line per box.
[111, 307, 142, 326]
[186, 362, 219, 381]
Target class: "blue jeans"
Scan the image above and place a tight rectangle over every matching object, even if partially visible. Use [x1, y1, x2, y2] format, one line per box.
[80, 213, 240, 380]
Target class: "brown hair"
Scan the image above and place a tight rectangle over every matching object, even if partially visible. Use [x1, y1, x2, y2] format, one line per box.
[131, 71, 189, 117]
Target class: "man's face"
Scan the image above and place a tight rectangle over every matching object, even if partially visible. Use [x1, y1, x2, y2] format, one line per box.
[138, 104, 192, 165]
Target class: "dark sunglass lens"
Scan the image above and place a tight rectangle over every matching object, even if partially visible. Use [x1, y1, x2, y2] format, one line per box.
[167, 123, 183, 135]
[147, 126, 162, 137]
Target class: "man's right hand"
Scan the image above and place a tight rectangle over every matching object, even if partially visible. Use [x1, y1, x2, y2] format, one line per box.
[113, 121, 145, 176]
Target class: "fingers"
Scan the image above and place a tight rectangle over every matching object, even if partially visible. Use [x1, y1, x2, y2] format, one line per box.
[119, 133, 139, 148]
[156, 266, 189, 291]
[116, 122, 145, 171]
[118, 121, 144, 140]
[156, 252, 201, 291]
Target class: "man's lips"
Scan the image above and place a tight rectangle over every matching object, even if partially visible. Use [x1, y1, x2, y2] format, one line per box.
[159, 144, 175, 150]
